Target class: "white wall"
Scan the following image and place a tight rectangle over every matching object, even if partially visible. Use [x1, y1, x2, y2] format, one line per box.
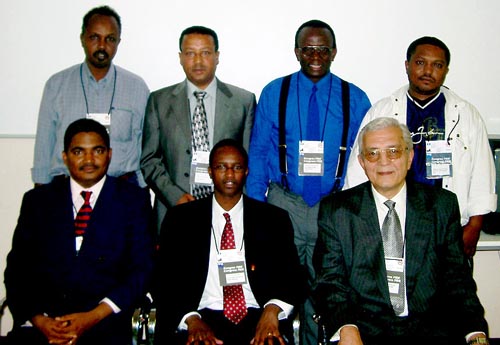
[1, 0, 500, 135]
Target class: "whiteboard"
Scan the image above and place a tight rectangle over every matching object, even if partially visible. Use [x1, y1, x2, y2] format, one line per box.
[1, 0, 499, 135]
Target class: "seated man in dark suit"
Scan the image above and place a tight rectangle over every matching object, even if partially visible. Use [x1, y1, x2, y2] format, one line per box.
[153, 138, 306, 345]
[313, 117, 489, 345]
[4, 118, 155, 345]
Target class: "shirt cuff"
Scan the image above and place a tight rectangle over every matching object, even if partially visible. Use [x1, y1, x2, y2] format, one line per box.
[264, 299, 293, 320]
[330, 324, 358, 342]
[178, 311, 202, 331]
[101, 298, 120, 314]
[466, 332, 487, 342]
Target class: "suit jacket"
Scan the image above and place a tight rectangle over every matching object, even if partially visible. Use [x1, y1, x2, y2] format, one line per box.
[4, 176, 155, 344]
[140, 78, 256, 231]
[313, 181, 488, 342]
[153, 195, 306, 343]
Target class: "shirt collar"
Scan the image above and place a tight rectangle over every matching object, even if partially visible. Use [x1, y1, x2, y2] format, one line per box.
[371, 182, 407, 209]
[81, 61, 115, 83]
[70, 175, 107, 205]
[187, 78, 217, 99]
[298, 70, 332, 90]
[406, 90, 442, 109]
[212, 194, 244, 218]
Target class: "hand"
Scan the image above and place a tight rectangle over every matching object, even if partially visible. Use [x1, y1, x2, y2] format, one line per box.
[31, 314, 76, 345]
[251, 304, 286, 345]
[185, 315, 223, 345]
[177, 193, 196, 205]
[463, 215, 484, 257]
[338, 325, 363, 345]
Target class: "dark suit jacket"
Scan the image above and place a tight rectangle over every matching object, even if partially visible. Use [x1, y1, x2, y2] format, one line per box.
[4, 176, 155, 345]
[313, 181, 488, 343]
[140, 79, 256, 231]
[153, 195, 306, 344]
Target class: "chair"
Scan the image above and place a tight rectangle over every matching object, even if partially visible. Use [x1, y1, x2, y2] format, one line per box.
[131, 294, 155, 345]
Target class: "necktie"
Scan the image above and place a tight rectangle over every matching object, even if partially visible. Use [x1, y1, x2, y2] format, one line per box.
[381, 200, 405, 314]
[381, 200, 403, 258]
[221, 212, 247, 324]
[74, 191, 92, 253]
[191, 91, 212, 199]
[303, 85, 321, 207]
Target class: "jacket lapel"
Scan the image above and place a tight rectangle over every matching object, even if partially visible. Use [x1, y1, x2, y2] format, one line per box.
[404, 183, 432, 298]
[355, 184, 393, 303]
[171, 81, 192, 139]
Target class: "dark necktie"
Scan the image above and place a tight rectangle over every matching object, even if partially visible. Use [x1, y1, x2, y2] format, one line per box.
[303, 85, 321, 207]
[74, 191, 92, 253]
[381, 200, 405, 314]
[192, 91, 212, 199]
[221, 212, 247, 324]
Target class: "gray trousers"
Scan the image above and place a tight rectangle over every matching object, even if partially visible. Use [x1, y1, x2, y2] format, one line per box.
[268, 182, 319, 345]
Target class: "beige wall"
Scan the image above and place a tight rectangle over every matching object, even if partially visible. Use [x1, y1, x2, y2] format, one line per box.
[0, 136, 34, 335]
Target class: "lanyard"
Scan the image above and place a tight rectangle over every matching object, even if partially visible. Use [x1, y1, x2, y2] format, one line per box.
[296, 73, 332, 142]
[80, 63, 117, 115]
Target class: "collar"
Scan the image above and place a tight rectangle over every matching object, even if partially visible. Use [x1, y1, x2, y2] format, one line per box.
[212, 194, 244, 217]
[70, 175, 107, 205]
[186, 78, 217, 99]
[371, 182, 407, 210]
[406, 90, 442, 109]
[81, 61, 115, 83]
[298, 70, 332, 90]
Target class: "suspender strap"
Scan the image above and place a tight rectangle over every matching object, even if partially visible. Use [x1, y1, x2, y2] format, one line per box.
[277, 75, 350, 193]
[332, 79, 350, 192]
[278, 74, 292, 190]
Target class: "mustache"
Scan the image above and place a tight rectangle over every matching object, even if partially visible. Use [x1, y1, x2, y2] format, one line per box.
[79, 164, 98, 170]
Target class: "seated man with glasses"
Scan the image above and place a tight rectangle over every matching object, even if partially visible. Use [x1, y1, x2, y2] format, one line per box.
[246, 19, 371, 345]
[344, 36, 497, 260]
[314, 116, 489, 345]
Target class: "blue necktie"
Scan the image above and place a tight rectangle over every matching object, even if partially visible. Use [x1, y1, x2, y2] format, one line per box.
[303, 85, 321, 207]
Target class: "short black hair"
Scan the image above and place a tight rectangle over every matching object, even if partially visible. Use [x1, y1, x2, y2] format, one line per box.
[82, 5, 121, 35]
[294, 19, 336, 49]
[406, 36, 450, 65]
[64, 119, 110, 152]
[179, 26, 219, 51]
[209, 139, 248, 167]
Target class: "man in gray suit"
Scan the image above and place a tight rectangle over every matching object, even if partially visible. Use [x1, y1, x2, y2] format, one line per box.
[313, 117, 489, 345]
[140, 26, 256, 233]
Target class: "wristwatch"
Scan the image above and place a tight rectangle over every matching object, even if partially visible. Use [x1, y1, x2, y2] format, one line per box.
[468, 337, 489, 345]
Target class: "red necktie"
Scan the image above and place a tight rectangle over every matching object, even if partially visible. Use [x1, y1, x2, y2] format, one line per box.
[75, 191, 92, 238]
[221, 212, 247, 324]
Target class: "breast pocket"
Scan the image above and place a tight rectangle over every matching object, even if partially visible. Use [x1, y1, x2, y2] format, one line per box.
[110, 108, 134, 142]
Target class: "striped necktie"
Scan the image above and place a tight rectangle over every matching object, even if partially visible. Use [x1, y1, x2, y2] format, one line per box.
[74, 191, 92, 254]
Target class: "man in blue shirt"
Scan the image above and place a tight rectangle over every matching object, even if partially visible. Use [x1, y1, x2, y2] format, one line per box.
[32, 5, 150, 187]
[246, 19, 371, 345]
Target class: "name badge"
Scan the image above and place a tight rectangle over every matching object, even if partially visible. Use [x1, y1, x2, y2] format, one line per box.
[298, 140, 324, 176]
[87, 113, 111, 134]
[385, 257, 405, 302]
[425, 140, 452, 178]
[190, 151, 212, 185]
[218, 249, 247, 286]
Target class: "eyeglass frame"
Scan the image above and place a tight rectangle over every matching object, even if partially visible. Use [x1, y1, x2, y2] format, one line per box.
[297, 46, 334, 59]
[361, 147, 409, 162]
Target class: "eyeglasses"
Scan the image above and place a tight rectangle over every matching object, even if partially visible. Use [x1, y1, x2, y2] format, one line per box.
[362, 147, 408, 162]
[298, 46, 333, 59]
